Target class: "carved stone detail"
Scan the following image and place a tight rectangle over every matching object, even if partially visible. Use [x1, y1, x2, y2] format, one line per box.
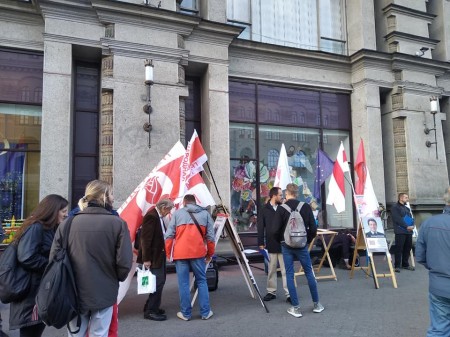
[387, 15, 396, 33]
[177, 34, 185, 49]
[179, 98, 186, 146]
[102, 55, 114, 78]
[100, 91, 114, 185]
[392, 92, 404, 110]
[105, 24, 115, 38]
[388, 41, 398, 53]
[393, 118, 409, 194]
[178, 64, 185, 85]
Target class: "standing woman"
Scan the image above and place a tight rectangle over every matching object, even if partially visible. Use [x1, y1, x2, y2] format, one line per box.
[51, 180, 132, 337]
[9, 194, 69, 337]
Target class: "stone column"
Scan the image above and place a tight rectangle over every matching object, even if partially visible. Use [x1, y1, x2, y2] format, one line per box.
[346, 0, 377, 53]
[351, 83, 386, 204]
[40, 40, 72, 199]
[201, 63, 230, 207]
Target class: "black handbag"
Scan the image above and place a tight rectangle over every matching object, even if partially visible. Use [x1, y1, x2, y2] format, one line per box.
[0, 240, 31, 303]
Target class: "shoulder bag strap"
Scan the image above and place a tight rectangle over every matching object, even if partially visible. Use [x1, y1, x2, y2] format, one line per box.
[188, 212, 204, 238]
[62, 215, 75, 250]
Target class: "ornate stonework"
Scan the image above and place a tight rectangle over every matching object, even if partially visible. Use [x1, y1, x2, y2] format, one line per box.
[102, 55, 114, 78]
[179, 98, 186, 146]
[393, 117, 409, 195]
[100, 91, 113, 184]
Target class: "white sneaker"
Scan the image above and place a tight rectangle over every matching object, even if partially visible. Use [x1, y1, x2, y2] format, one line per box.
[313, 302, 324, 313]
[287, 306, 302, 318]
[202, 310, 214, 320]
[177, 312, 191, 321]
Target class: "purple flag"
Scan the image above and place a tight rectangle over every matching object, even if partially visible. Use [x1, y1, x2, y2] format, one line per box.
[313, 149, 334, 200]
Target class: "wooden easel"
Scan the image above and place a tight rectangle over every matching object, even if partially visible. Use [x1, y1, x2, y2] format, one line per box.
[350, 221, 397, 289]
[190, 213, 269, 312]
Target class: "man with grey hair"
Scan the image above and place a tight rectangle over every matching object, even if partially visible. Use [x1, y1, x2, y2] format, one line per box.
[137, 198, 174, 321]
[416, 188, 450, 336]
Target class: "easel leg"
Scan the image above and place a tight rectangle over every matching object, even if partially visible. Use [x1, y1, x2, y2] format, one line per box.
[369, 254, 380, 289]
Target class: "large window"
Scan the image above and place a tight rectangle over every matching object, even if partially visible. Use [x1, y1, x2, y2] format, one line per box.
[229, 81, 352, 231]
[227, 0, 346, 54]
[0, 49, 43, 225]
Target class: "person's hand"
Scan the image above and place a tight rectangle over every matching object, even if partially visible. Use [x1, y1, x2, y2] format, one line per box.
[407, 226, 414, 231]
[143, 261, 151, 269]
[205, 256, 212, 264]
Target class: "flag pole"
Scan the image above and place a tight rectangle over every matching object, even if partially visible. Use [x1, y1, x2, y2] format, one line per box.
[206, 161, 224, 205]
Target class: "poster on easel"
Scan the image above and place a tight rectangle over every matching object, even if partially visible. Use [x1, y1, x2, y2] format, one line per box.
[362, 217, 388, 253]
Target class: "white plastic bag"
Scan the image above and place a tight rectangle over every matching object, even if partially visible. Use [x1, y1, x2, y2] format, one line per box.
[136, 266, 156, 294]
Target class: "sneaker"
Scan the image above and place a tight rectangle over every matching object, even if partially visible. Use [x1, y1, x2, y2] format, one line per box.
[287, 306, 302, 318]
[177, 312, 191, 321]
[286, 297, 292, 304]
[263, 293, 276, 301]
[402, 266, 415, 271]
[394, 268, 401, 273]
[202, 310, 214, 320]
[313, 302, 325, 313]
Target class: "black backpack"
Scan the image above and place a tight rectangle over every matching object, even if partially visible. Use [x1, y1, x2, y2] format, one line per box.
[35, 215, 81, 333]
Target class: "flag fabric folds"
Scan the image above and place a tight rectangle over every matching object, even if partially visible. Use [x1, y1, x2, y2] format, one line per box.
[117, 139, 215, 303]
[354, 139, 378, 216]
[274, 143, 292, 190]
[178, 130, 208, 201]
[326, 142, 349, 213]
[313, 149, 334, 200]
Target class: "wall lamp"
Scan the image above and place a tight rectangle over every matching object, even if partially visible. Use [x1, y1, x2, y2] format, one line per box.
[424, 96, 438, 159]
[415, 47, 429, 57]
[143, 59, 154, 148]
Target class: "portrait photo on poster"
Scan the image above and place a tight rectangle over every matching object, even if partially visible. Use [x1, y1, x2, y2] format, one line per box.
[362, 217, 388, 252]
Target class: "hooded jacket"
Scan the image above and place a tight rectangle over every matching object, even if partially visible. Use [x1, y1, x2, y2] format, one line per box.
[165, 203, 215, 260]
[50, 205, 132, 313]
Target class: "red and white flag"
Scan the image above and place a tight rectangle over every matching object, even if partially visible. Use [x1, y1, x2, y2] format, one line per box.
[326, 142, 349, 213]
[117, 141, 215, 302]
[178, 130, 208, 201]
[354, 139, 378, 216]
[274, 143, 292, 190]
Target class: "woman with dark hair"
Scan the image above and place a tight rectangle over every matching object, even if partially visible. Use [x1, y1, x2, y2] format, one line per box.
[9, 194, 69, 337]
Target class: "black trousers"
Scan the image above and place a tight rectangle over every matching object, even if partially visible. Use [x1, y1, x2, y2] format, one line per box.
[144, 259, 166, 313]
[20, 323, 46, 337]
[394, 234, 412, 268]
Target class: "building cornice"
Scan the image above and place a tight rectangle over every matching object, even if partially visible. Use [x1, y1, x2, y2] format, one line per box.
[384, 31, 440, 50]
[0, 37, 44, 51]
[382, 3, 436, 22]
[43, 33, 101, 49]
[101, 37, 189, 64]
[230, 39, 351, 73]
[0, 6, 43, 26]
[36, 0, 100, 25]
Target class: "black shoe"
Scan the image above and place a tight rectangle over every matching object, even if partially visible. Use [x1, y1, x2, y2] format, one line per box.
[402, 266, 415, 271]
[286, 297, 292, 304]
[144, 312, 167, 321]
[263, 293, 276, 301]
[394, 268, 401, 273]
[157, 308, 166, 315]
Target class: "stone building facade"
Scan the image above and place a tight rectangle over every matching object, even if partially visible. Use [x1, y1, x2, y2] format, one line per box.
[1, 0, 449, 230]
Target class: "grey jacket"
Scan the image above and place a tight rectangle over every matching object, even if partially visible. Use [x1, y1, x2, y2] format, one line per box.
[50, 205, 132, 313]
[416, 205, 450, 299]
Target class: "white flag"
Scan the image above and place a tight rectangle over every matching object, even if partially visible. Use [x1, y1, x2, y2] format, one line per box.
[274, 143, 292, 190]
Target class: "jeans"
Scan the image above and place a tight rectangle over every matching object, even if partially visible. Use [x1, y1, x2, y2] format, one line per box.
[427, 293, 450, 336]
[175, 258, 210, 318]
[68, 306, 113, 337]
[281, 243, 319, 307]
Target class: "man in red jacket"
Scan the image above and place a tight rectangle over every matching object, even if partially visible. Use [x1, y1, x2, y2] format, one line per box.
[165, 194, 215, 321]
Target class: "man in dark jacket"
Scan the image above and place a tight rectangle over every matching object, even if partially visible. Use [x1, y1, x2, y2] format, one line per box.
[275, 183, 324, 318]
[137, 199, 174, 321]
[391, 193, 415, 272]
[257, 187, 289, 302]
[416, 187, 450, 336]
